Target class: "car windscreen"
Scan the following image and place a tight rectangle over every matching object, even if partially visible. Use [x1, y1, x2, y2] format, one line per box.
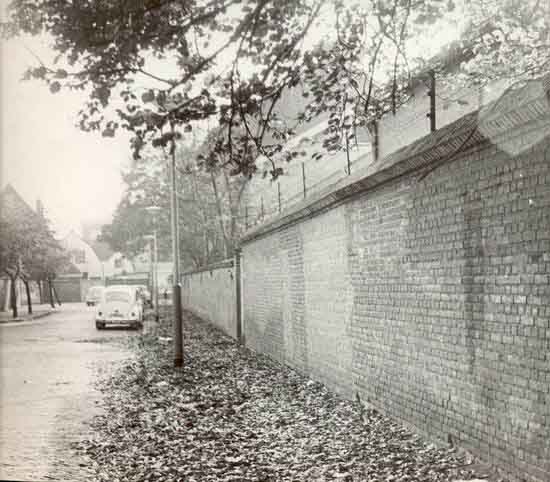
[104, 291, 131, 303]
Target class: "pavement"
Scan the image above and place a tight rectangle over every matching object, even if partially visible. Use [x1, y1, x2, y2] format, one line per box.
[0, 303, 58, 324]
[0, 302, 149, 481]
[74, 311, 496, 482]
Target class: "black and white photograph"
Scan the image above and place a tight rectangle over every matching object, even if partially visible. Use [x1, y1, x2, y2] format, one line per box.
[1, 0, 549, 480]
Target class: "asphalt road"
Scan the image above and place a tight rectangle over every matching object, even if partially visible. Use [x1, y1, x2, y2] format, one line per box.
[0, 302, 141, 481]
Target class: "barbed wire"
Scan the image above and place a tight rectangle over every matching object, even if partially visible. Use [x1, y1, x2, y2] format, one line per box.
[240, 71, 549, 231]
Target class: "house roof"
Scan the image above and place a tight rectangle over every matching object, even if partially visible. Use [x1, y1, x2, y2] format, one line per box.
[1, 184, 41, 221]
[91, 241, 115, 262]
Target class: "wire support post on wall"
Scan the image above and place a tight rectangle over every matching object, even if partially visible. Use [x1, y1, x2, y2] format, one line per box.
[427, 69, 436, 132]
[302, 162, 307, 199]
[371, 120, 379, 161]
[345, 135, 351, 175]
[260, 196, 265, 220]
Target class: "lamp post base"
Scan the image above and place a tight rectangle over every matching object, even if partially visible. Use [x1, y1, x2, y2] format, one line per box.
[173, 283, 183, 367]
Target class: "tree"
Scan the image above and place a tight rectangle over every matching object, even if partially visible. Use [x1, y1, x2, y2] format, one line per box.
[99, 141, 247, 269]
[0, 187, 44, 317]
[3, 1, 549, 180]
[0, 218, 25, 318]
[0, 187, 67, 316]
[21, 231, 70, 310]
[195, 127, 249, 257]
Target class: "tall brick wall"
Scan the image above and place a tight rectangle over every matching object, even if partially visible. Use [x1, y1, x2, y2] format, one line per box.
[241, 130, 550, 481]
[182, 261, 237, 338]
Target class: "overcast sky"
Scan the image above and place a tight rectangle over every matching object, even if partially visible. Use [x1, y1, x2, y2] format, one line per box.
[1, 35, 131, 239]
[0, 2, 465, 241]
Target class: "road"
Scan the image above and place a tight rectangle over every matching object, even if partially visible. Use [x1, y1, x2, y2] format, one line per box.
[0, 302, 143, 481]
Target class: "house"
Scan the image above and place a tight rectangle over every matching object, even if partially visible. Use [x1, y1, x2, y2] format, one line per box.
[54, 231, 141, 301]
[60, 230, 104, 279]
[89, 240, 134, 279]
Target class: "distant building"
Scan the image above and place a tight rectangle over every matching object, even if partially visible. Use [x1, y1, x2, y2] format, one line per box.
[81, 221, 103, 245]
[90, 240, 134, 279]
[52, 231, 137, 301]
[60, 230, 104, 279]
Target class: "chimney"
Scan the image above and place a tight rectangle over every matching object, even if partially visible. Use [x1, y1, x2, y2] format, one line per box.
[36, 199, 44, 218]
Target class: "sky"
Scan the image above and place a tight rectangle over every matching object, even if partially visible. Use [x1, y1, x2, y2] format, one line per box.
[0, 1, 465, 241]
[1, 35, 131, 239]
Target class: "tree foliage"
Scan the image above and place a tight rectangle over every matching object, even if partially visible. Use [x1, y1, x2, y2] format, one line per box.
[99, 142, 247, 269]
[0, 188, 68, 315]
[3, 0, 549, 178]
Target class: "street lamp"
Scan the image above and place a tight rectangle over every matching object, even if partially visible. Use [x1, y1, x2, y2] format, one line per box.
[168, 124, 184, 368]
[145, 206, 162, 322]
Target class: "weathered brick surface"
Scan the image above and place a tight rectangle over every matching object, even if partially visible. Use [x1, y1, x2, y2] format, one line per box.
[182, 263, 237, 338]
[242, 132, 550, 481]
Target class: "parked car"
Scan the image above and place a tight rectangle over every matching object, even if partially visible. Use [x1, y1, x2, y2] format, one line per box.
[95, 285, 144, 330]
[85, 286, 105, 306]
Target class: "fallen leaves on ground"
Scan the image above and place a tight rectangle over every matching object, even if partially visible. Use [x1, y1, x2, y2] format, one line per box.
[74, 312, 503, 482]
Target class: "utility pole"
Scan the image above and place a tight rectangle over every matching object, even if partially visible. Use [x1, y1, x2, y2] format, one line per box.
[145, 206, 161, 323]
[170, 123, 184, 368]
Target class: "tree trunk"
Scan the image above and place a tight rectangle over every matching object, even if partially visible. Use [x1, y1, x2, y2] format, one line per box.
[52, 283, 61, 306]
[203, 230, 209, 265]
[210, 170, 229, 258]
[37, 280, 43, 304]
[190, 170, 211, 265]
[23, 279, 32, 315]
[228, 174, 248, 253]
[48, 279, 55, 308]
[9, 276, 18, 319]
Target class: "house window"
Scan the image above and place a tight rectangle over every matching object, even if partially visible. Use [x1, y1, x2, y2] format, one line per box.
[71, 249, 86, 264]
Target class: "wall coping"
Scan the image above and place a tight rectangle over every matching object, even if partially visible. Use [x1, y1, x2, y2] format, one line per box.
[182, 258, 234, 276]
[240, 74, 550, 245]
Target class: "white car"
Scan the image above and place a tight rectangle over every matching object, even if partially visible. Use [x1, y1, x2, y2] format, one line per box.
[95, 285, 144, 330]
[85, 286, 105, 306]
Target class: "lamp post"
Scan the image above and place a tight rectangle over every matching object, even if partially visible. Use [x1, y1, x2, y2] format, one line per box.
[145, 206, 161, 322]
[169, 124, 184, 368]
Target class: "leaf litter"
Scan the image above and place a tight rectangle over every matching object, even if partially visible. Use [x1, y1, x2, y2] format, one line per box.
[74, 311, 506, 482]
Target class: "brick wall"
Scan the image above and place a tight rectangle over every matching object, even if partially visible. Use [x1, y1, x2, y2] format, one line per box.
[241, 126, 550, 481]
[182, 260, 237, 338]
